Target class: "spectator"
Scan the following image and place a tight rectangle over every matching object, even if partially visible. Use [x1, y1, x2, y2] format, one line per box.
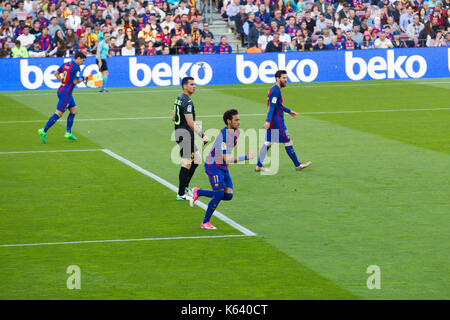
[279, 24, 291, 47]
[303, 11, 316, 34]
[256, 4, 271, 25]
[271, 9, 286, 28]
[14, 1, 28, 21]
[406, 14, 424, 42]
[226, 0, 241, 33]
[386, 16, 401, 34]
[339, 17, 353, 33]
[374, 31, 394, 48]
[30, 20, 42, 36]
[418, 21, 435, 47]
[246, 41, 262, 52]
[444, 32, 450, 46]
[339, 3, 351, 19]
[199, 34, 214, 53]
[313, 35, 327, 50]
[37, 10, 49, 27]
[16, 25, 35, 47]
[183, 35, 200, 54]
[190, 20, 202, 45]
[180, 14, 191, 34]
[48, 17, 63, 38]
[327, 35, 342, 50]
[161, 14, 175, 32]
[216, 35, 232, 53]
[391, 30, 407, 48]
[360, 30, 375, 49]
[351, 25, 363, 45]
[234, 6, 247, 43]
[247, 19, 261, 46]
[316, 13, 328, 34]
[121, 39, 136, 56]
[285, 16, 298, 38]
[201, 22, 214, 43]
[342, 30, 357, 49]
[144, 39, 157, 55]
[81, 25, 98, 53]
[322, 28, 332, 45]
[54, 29, 67, 57]
[257, 25, 272, 51]
[11, 39, 29, 57]
[400, 6, 414, 32]
[348, 9, 360, 27]
[112, 26, 125, 47]
[38, 26, 53, 51]
[265, 32, 282, 52]
[317, 0, 329, 15]
[245, 0, 259, 15]
[68, 7, 81, 32]
[124, 26, 138, 48]
[65, 29, 77, 54]
[296, 34, 312, 51]
[28, 39, 47, 57]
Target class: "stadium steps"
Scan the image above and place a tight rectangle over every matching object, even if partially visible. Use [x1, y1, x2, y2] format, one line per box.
[209, 12, 246, 53]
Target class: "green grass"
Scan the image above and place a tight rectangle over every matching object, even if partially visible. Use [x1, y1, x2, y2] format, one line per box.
[0, 79, 449, 299]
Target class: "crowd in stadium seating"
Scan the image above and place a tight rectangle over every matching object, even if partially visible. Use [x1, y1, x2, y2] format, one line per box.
[0, 0, 449, 58]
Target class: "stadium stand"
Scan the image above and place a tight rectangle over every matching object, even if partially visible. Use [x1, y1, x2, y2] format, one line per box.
[0, 0, 449, 58]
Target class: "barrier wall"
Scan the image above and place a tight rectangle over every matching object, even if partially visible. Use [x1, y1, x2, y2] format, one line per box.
[0, 47, 449, 91]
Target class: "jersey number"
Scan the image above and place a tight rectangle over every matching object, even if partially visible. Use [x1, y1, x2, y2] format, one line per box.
[173, 99, 182, 125]
[61, 70, 68, 83]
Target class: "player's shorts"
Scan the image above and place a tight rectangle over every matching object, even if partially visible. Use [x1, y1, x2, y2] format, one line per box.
[266, 127, 291, 143]
[205, 164, 233, 191]
[56, 92, 76, 112]
[96, 59, 108, 72]
[175, 128, 198, 160]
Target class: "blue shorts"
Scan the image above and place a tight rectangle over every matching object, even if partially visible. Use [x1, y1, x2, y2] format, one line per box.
[56, 92, 76, 112]
[266, 128, 291, 143]
[205, 164, 233, 191]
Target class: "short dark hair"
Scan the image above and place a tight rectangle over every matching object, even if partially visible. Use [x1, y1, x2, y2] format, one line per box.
[275, 70, 287, 79]
[74, 51, 86, 60]
[181, 76, 194, 88]
[223, 109, 239, 125]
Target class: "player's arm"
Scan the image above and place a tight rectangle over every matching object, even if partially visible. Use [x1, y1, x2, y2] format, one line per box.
[185, 114, 208, 143]
[222, 152, 256, 164]
[54, 70, 63, 83]
[283, 105, 298, 118]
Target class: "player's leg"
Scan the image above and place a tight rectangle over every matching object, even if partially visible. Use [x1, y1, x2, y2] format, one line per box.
[101, 68, 108, 92]
[222, 171, 234, 201]
[38, 97, 66, 143]
[282, 131, 312, 170]
[185, 146, 200, 196]
[64, 103, 78, 141]
[200, 169, 226, 229]
[176, 129, 193, 200]
[255, 129, 272, 171]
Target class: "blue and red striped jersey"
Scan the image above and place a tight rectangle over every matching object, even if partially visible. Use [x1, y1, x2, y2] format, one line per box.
[57, 61, 81, 96]
[205, 127, 240, 170]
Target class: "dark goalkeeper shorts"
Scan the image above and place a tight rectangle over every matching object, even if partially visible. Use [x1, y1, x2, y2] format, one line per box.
[175, 128, 198, 160]
[96, 59, 108, 72]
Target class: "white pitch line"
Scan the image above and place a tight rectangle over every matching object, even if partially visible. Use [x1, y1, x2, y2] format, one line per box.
[0, 149, 102, 155]
[0, 234, 251, 248]
[101, 149, 257, 237]
[1, 108, 449, 124]
[2, 80, 450, 97]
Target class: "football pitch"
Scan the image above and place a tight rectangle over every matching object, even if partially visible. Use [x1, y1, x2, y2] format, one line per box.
[0, 79, 449, 299]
